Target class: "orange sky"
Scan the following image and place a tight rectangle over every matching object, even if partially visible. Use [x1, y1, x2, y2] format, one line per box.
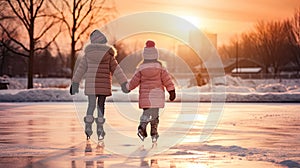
[113, 0, 300, 45]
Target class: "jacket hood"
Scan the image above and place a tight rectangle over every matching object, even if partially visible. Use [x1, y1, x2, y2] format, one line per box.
[84, 43, 112, 61]
[138, 62, 162, 78]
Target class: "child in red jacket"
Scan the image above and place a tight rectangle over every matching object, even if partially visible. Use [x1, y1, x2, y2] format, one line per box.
[124, 40, 176, 142]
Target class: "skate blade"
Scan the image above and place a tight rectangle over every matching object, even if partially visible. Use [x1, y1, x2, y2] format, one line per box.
[137, 132, 145, 141]
[152, 135, 159, 143]
[98, 135, 104, 141]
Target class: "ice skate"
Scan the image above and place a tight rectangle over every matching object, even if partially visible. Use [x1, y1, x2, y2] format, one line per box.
[151, 135, 159, 143]
[95, 117, 106, 141]
[137, 132, 146, 141]
[84, 115, 94, 140]
[150, 117, 159, 143]
[137, 123, 148, 141]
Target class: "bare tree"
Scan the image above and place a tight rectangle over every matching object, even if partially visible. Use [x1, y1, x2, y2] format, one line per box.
[218, 40, 236, 60]
[286, 7, 300, 75]
[239, 32, 259, 60]
[0, 0, 62, 88]
[53, 41, 71, 77]
[49, 0, 117, 75]
[252, 21, 289, 77]
[0, 27, 18, 76]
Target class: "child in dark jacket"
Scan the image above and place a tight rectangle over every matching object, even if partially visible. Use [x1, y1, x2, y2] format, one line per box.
[70, 29, 128, 141]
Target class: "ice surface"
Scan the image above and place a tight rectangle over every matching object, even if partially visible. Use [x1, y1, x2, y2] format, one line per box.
[0, 102, 299, 167]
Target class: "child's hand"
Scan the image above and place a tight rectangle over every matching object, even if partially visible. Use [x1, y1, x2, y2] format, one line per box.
[121, 82, 130, 93]
[70, 82, 79, 95]
[168, 90, 176, 101]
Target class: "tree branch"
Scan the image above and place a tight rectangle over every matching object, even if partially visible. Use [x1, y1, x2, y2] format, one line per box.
[35, 22, 62, 51]
[35, 19, 60, 41]
[75, 0, 100, 29]
[22, 0, 30, 11]
[48, 0, 72, 38]
[0, 41, 29, 57]
[0, 22, 29, 52]
[33, 0, 45, 19]
[7, 0, 30, 30]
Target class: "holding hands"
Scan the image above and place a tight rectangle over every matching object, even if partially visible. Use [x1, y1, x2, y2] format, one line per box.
[70, 82, 79, 95]
[121, 82, 130, 93]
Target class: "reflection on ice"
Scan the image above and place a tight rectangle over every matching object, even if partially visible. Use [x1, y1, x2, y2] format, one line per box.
[0, 102, 299, 168]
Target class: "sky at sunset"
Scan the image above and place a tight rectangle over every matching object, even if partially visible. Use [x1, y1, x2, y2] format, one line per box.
[113, 0, 300, 45]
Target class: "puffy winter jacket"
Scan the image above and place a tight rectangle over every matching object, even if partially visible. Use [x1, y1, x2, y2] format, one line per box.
[127, 62, 175, 108]
[72, 43, 127, 95]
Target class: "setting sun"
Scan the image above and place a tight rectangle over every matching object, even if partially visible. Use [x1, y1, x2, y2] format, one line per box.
[180, 15, 201, 28]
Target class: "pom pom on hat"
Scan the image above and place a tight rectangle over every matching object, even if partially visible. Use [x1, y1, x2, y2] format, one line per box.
[143, 40, 159, 60]
[90, 29, 107, 44]
[146, 40, 155, 48]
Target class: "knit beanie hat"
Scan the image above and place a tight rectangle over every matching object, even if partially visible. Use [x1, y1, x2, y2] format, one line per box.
[90, 29, 107, 44]
[143, 40, 159, 60]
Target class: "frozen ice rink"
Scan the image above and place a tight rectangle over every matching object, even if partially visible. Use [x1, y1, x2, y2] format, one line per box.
[0, 102, 299, 168]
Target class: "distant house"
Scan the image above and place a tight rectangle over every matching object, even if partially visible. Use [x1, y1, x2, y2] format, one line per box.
[279, 61, 300, 78]
[196, 58, 264, 75]
[280, 61, 300, 73]
[192, 58, 264, 82]
[222, 58, 263, 74]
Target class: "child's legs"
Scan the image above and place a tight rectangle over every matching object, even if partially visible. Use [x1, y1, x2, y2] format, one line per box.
[96, 95, 106, 118]
[149, 108, 159, 136]
[95, 95, 107, 139]
[139, 108, 159, 135]
[138, 108, 152, 137]
[140, 108, 150, 123]
[84, 95, 97, 138]
[87, 95, 97, 116]
[149, 108, 159, 121]
[140, 108, 159, 123]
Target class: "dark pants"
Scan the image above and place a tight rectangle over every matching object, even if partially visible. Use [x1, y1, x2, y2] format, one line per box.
[140, 108, 159, 136]
[140, 108, 159, 122]
[86, 95, 107, 118]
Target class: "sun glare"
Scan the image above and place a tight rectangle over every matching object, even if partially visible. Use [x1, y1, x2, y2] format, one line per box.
[180, 15, 201, 27]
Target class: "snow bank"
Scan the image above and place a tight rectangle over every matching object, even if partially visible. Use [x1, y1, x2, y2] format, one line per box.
[171, 144, 300, 167]
[0, 88, 73, 102]
[1, 76, 300, 102]
[0, 76, 70, 89]
[256, 83, 288, 93]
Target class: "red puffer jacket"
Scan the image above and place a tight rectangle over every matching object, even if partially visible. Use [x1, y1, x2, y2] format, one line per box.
[127, 62, 175, 108]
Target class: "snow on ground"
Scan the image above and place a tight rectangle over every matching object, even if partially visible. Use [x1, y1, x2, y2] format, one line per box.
[0, 75, 300, 102]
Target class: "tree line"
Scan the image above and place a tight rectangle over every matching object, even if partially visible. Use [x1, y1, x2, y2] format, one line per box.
[218, 8, 300, 78]
[0, 1, 299, 89]
[0, 0, 117, 88]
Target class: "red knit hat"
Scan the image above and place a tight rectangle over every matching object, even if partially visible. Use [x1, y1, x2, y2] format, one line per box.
[145, 40, 155, 48]
[143, 40, 158, 60]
